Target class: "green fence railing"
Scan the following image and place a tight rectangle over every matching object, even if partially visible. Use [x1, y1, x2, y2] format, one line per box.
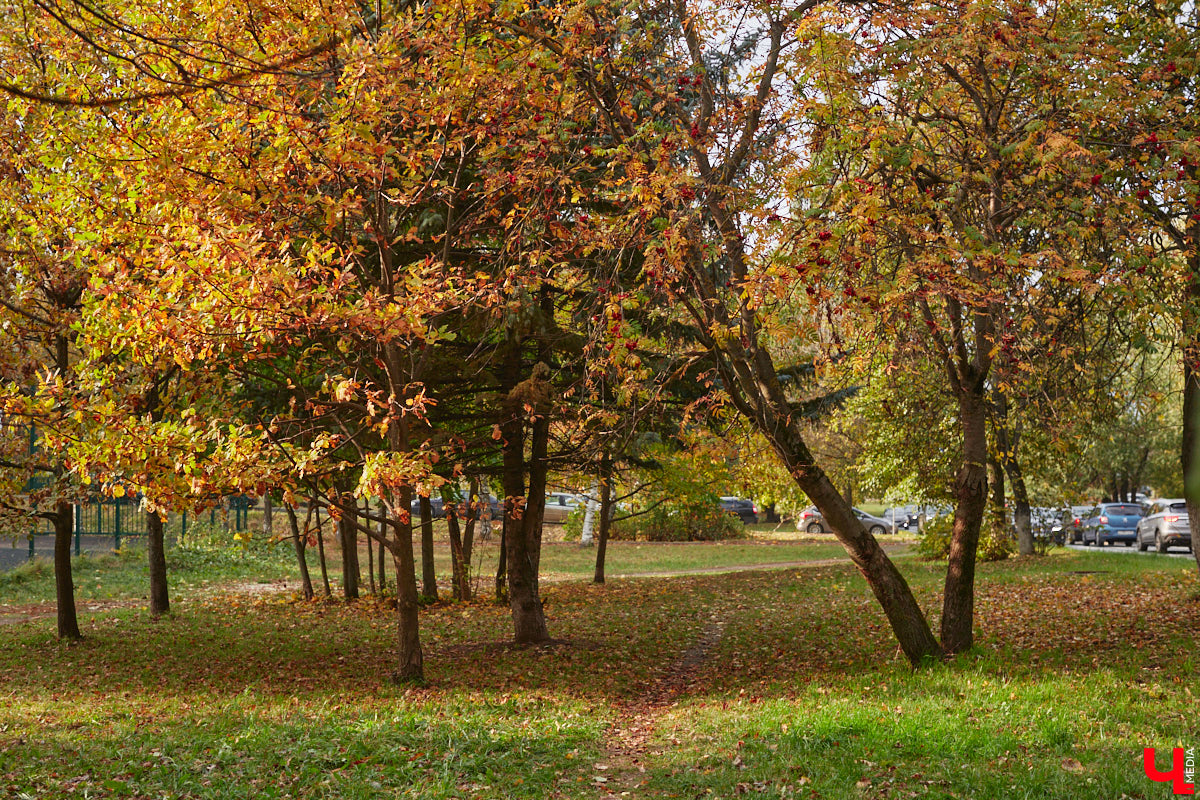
[21, 494, 256, 560]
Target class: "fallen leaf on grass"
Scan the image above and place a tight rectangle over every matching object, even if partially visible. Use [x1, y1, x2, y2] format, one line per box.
[1061, 758, 1084, 774]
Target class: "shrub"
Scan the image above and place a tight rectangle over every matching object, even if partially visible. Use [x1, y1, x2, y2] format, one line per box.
[916, 510, 1014, 562]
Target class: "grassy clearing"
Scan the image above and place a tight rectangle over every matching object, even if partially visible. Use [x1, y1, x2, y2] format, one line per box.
[0, 543, 1196, 799]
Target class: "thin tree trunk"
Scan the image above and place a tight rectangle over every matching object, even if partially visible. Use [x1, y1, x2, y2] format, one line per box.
[988, 455, 1005, 522]
[339, 495, 360, 600]
[315, 501, 331, 598]
[147, 510, 170, 616]
[364, 498, 376, 595]
[366, 522, 377, 595]
[262, 494, 273, 537]
[420, 495, 438, 600]
[942, 391, 990, 654]
[377, 510, 387, 591]
[994, 393, 1033, 556]
[594, 457, 613, 584]
[53, 501, 80, 640]
[495, 508, 508, 603]
[580, 480, 599, 546]
[285, 503, 315, 601]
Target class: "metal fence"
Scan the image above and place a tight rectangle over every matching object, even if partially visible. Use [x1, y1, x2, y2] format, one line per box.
[18, 494, 257, 561]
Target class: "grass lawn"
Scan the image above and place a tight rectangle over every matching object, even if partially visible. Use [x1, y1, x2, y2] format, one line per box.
[0, 537, 1196, 799]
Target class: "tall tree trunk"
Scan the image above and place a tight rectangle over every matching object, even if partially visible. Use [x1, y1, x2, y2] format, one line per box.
[448, 488, 477, 601]
[285, 503, 315, 601]
[377, 511, 388, 591]
[942, 391, 990, 654]
[706, 338, 943, 665]
[53, 501, 80, 640]
[146, 510, 170, 616]
[315, 501, 331, 598]
[339, 496, 360, 600]
[506, 383, 551, 644]
[366, 504, 377, 595]
[1182, 232, 1200, 576]
[419, 495, 438, 600]
[387, 484, 423, 683]
[593, 457, 613, 584]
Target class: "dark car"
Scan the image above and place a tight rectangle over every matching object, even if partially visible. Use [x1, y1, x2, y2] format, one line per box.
[719, 497, 758, 524]
[1058, 505, 1092, 545]
[409, 495, 446, 519]
[1082, 503, 1143, 547]
[1136, 499, 1192, 553]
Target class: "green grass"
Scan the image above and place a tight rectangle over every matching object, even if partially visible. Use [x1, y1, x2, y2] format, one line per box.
[1, 542, 1196, 799]
[0, 530, 298, 607]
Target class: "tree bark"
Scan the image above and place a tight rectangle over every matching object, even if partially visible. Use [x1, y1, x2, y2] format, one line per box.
[315, 501, 331, 598]
[448, 487, 477, 601]
[419, 495, 438, 600]
[1182, 231, 1200, 577]
[387, 484, 423, 682]
[262, 494, 273, 537]
[942, 391, 990, 654]
[339, 496, 360, 600]
[593, 457, 613, 584]
[366, 504, 377, 595]
[285, 503, 315, 601]
[377, 512, 388, 591]
[580, 480, 599, 546]
[53, 501, 80, 640]
[147, 510, 170, 616]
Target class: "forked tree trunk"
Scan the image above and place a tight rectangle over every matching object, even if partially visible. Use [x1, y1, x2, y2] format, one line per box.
[942, 392, 990, 654]
[53, 501, 80, 640]
[419, 495, 438, 600]
[593, 458, 613, 584]
[499, 352, 551, 643]
[147, 510, 170, 616]
[285, 503, 315, 601]
[448, 492, 476, 601]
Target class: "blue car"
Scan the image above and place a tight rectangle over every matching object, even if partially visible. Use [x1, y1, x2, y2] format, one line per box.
[1082, 503, 1143, 547]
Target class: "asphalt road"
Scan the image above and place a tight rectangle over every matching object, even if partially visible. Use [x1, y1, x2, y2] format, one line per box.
[1064, 542, 1195, 559]
[1, 534, 131, 573]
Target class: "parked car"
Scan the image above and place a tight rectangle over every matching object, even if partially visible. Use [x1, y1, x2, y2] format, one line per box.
[882, 506, 919, 533]
[719, 497, 759, 524]
[1057, 505, 1092, 544]
[1030, 507, 1064, 543]
[1082, 502, 1143, 547]
[409, 495, 446, 519]
[543, 492, 584, 523]
[1136, 499, 1192, 553]
[797, 506, 891, 535]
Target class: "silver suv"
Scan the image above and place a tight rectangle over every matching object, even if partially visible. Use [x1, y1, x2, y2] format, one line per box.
[1136, 499, 1193, 553]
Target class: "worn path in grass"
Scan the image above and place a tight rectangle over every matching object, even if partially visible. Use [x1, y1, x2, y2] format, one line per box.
[593, 599, 732, 797]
